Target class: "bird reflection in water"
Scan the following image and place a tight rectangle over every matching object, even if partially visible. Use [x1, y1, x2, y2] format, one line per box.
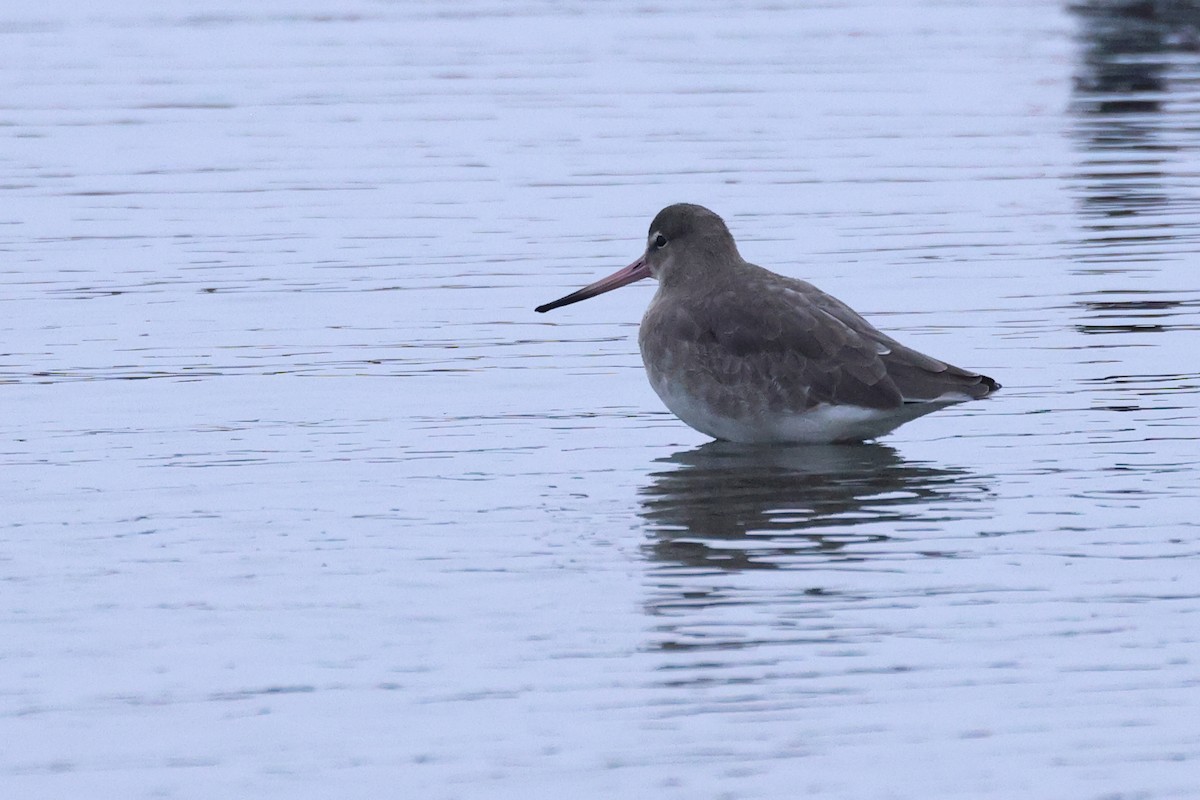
[1069, 0, 1200, 264]
[1068, 2, 1200, 400]
[638, 442, 992, 653]
[1070, 0, 1199, 222]
[639, 441, 987, 575]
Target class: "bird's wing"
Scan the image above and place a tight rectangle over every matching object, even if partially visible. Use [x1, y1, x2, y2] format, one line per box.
[804, 282, 998, 401]
[646, 270, 993, 413]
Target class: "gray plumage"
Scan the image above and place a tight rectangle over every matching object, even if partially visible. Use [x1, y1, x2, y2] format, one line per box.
[538, 203, 999, 443]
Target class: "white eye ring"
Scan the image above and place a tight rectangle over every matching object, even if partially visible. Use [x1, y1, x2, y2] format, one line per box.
[653, 233, 668, 249]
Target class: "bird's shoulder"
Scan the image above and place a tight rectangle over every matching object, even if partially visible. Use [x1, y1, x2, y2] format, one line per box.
[641, 264, 905, 409]
[657, 264, 890, 357]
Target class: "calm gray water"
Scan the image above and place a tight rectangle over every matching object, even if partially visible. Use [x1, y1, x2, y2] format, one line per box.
[3, 1, 1200, 798]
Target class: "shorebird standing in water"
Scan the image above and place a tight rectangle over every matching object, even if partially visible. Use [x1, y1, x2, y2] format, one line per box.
[536, 204, 999, 444]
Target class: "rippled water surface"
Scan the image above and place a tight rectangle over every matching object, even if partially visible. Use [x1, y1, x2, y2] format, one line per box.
[4, 1, 1200, 798]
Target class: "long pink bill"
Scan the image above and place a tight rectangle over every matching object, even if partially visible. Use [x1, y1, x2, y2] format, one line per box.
[535, 256, 651, 313]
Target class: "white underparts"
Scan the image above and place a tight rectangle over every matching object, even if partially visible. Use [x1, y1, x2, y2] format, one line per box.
[647, 372, 961, 444]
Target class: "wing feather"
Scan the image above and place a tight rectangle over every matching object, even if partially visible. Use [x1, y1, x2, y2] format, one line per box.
[640, 265, 996, 416]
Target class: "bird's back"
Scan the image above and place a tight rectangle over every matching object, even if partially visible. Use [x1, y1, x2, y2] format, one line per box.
[638, 260, 998, 443]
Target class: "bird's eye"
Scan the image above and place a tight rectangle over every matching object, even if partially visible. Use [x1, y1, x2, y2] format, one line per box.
[653, 233, 668, 249]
